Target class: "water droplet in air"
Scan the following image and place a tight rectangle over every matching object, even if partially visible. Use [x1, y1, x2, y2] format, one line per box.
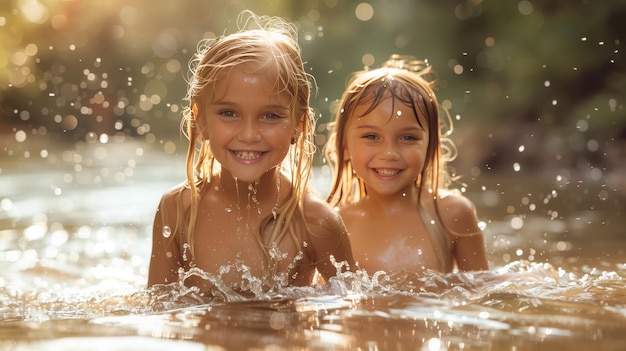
[162, 226, 171, 238]
[510, 217, 524, 230]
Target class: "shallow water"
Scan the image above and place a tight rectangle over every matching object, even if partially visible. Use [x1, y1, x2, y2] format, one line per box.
[1, 140, 625, 351]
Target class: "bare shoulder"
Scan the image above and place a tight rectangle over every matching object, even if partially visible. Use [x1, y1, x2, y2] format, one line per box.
[336, 201, 362, 218]
[437, 190, 477, 212]
[435, 191, 489, 271]
[302, 191, 344, 236]
[153, 182, 191, 235]
[149, 182, 189, 286]
[300, 191, 355, 275]
[159, 182, 191, 208]
[435, 190, 481, 235]
[162, 181, 190, 198]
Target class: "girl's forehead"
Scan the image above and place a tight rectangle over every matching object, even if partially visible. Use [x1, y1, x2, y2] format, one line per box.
[350, 95, 429, 129]
[222, 63, 275, 82]
[207, 64, 292, 106]
[213, 65, 279, 92]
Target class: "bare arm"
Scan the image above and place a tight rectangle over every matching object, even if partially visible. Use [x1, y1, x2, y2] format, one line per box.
[147, 192, 184, 287]
[304, 194, 355, 282]
[438, 193, 489, 272]
[453, 232, 489, 272]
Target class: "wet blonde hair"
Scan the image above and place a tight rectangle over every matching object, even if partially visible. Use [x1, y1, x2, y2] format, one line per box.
[325, 54, 456, 207]
[178, 11, 316, 263]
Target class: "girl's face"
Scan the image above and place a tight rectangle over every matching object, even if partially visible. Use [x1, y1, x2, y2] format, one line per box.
[198, 64, 296, 183]
[344, 95, 430, 197]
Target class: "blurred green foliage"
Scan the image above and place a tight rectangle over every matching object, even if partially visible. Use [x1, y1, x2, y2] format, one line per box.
[1, 0, 624, 173]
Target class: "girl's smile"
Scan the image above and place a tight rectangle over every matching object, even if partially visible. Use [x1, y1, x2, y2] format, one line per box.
[373, 168, 401, 177]
[230, 150, 265, 163]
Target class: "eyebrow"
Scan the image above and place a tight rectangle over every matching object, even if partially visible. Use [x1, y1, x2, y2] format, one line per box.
[211, 100, 290, 111]
[354, 124, 426, 132]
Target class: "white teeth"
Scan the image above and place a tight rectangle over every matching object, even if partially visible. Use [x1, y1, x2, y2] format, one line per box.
[376, 169, 399, 176]
[235, 151, 262, 160]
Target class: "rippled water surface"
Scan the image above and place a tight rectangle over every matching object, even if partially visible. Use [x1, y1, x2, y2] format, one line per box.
[1, 140, 625, 351]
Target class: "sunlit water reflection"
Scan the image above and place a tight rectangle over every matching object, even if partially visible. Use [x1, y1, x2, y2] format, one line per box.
[1, 140, 625, 351]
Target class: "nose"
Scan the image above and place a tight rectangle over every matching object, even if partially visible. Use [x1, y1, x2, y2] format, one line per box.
[238, 118, 261, 143]
[380, 142, 400, 160]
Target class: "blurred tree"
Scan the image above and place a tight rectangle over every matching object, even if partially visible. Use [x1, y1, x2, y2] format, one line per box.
[1, 0, 624, 173]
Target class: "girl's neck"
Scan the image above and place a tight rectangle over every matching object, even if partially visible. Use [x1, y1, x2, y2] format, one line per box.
[215, 167, 283, 203]
[363, 185, 421, 213]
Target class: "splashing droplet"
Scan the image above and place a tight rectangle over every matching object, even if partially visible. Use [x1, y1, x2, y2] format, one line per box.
[162, 226, 171, 238]
[182, 243, 190, 261]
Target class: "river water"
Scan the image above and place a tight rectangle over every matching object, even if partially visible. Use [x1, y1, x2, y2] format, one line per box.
[1, 139, 625, 351]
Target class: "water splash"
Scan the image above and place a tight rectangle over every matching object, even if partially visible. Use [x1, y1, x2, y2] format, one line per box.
[2, 143, 625, 349]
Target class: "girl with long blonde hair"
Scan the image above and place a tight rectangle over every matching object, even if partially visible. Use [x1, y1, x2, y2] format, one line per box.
[148, 11, 353, 293]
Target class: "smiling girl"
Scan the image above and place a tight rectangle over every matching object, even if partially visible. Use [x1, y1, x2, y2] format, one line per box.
[148, 11, 353, 293]
[324, 55, 488, 274]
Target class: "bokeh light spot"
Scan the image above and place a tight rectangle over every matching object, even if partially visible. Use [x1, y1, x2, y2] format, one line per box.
[15, 130, 27, 142]
[355, 3, 374, 21]
[518, 1, 534, 15]
[119, 6, 138, 25]
[62, 115, 78, 131]
[361, 53, 375, 67]
[19, 0, 49, 24]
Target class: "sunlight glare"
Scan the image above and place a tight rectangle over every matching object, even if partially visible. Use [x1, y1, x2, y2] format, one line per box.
[19, 0, 49, 24]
